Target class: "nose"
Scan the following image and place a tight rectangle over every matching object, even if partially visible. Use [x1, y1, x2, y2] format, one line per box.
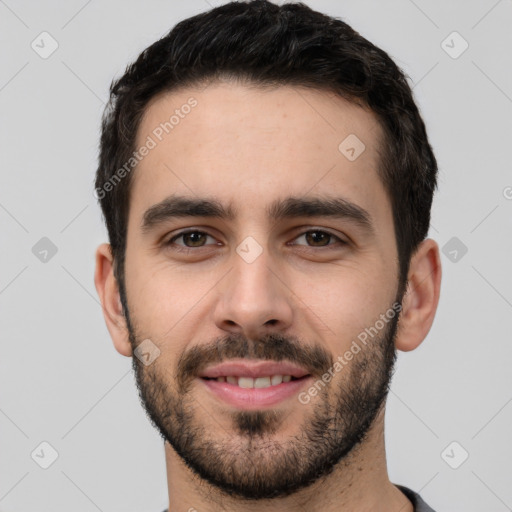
[213, 246, 294, 340]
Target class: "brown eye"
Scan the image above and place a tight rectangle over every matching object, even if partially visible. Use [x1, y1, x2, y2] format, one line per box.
[305, 231, 331, 246]
[180, 231, 207, 247]
[292, 230, 346, 248]
[167, 230, 218, 250]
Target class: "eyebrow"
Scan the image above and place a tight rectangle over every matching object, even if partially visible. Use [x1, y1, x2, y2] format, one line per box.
[141, 194, 375, 235]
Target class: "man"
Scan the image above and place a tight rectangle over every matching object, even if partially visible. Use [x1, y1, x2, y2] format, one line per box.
[94, 1, 442, 510]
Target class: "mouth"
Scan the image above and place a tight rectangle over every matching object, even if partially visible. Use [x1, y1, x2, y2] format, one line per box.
[197, 360, 313, 409]
[201, 374, 308, 388]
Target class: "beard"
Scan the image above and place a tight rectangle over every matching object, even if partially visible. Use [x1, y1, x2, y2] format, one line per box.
[127, 299, 400, 501]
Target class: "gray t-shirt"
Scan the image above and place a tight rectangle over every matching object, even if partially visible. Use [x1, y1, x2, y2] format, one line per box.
[396, 485, 436, 511]
[160, 484, 436, 511]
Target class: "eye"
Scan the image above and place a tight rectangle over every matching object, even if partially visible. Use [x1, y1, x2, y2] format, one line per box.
[166, 230, 219, 252]
[164, 228, 347, 254]
[290, 229, 347, 248]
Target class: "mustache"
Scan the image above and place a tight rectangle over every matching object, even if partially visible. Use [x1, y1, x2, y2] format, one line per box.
[176, 332, 334, 391]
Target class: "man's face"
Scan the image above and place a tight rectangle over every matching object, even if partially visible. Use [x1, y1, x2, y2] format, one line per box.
[123, 82, 402, 499]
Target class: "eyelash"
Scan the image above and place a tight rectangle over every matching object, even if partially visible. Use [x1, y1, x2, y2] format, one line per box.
[165, 228, 347, 253]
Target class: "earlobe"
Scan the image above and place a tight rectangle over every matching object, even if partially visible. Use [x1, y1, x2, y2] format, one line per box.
[395, 238, 442, 352]
[94, 243, 133, 357]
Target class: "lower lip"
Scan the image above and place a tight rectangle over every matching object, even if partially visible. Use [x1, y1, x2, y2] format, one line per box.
[199, 377, 312, 409]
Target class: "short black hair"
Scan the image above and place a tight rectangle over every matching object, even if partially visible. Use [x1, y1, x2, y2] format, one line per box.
[95, 0, 437, 306]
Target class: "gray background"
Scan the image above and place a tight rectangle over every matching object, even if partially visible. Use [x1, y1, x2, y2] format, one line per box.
[1, 0, 511, 510]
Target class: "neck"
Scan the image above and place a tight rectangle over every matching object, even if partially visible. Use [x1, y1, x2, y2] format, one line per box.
[163, 408, 413, 512]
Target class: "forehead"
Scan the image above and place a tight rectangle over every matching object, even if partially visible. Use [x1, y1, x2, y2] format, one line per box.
[130, 81, 390, 227]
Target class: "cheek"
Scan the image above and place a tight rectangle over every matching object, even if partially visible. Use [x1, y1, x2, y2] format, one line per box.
[291, 261, 396, 346]
[124, 251, 223, 346]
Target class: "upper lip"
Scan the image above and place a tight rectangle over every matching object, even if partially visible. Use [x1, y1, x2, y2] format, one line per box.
[198, 360, 311, 379]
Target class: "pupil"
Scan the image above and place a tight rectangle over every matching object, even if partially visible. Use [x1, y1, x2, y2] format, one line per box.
[307, 231, 329, 246]
[185, 232, 205, 247]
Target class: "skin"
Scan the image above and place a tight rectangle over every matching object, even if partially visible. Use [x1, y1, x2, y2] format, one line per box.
[95, 81, 441, 512]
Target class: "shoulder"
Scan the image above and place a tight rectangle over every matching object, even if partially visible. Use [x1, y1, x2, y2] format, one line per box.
[395, 484, 437, 512]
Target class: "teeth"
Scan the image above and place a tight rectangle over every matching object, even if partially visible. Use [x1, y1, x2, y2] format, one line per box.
[271, 375, 283, 385]
[254, 377, 271, 388]
[238, 377, 254, 389]
[214, 375, 296, 388]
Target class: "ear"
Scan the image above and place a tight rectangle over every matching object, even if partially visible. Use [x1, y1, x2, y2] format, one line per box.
[94, 243, 133, 357]
[395, 238, 442, 352]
